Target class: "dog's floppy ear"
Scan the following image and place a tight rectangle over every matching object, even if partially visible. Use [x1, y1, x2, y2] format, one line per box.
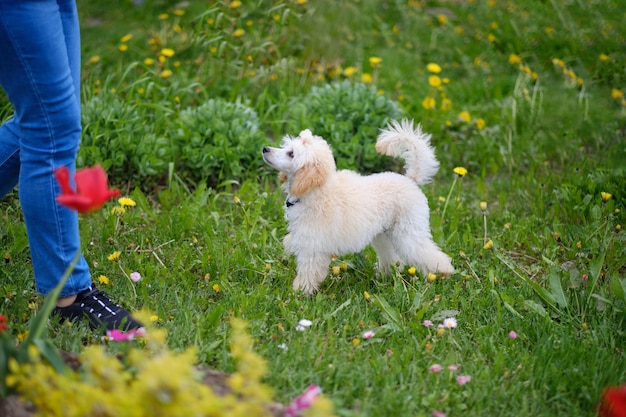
[290, 162, 327, 197]
[278, 171, 288, 183]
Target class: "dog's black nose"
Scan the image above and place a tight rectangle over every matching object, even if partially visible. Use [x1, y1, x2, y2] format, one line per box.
[262, 146, 270, 153]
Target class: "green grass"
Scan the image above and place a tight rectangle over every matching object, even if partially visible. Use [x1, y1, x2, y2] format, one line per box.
[1, 0, 625, 416]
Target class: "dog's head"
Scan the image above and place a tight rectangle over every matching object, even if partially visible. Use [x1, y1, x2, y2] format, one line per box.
[262, 129, 336, 198]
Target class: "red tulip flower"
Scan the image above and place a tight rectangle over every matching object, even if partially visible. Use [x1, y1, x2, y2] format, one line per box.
[54, 165, 120, 213]
[599, 385, 626, 417]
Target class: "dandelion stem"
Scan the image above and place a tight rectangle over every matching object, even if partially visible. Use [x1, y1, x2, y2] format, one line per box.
[440, 177, 457, 223]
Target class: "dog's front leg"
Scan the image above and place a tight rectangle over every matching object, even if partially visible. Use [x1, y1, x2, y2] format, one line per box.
[292, 253, 330, 295]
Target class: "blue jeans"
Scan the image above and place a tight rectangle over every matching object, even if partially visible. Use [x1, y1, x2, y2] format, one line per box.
[0, 0, 91, 297]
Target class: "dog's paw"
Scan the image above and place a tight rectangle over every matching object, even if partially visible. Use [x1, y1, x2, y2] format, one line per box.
[293, 277, 318, 295]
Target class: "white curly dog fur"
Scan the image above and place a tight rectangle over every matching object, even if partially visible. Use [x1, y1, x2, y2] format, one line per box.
[262, 119, 454, 294]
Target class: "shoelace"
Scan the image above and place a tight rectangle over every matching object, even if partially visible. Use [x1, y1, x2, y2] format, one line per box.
[79, 288, 122, 319]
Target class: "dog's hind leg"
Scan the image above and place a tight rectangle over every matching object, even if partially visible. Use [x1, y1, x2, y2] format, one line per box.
[371, 233, 399, 274]
[292, 253, 331, 295]
[394, 235, 454, 277]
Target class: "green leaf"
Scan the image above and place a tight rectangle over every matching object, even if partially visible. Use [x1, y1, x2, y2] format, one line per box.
[524, 300, 548, 317]
[610, 277, 626, 304]
[373, 295, 404, 331]
[548, 269, 569, 309]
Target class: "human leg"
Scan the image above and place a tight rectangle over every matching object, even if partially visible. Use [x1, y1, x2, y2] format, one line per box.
[0, 0, 90, 297]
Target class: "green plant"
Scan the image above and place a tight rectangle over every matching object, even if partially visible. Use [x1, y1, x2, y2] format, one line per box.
[175, 98, 267, 186]
[286, 80, 403, 172]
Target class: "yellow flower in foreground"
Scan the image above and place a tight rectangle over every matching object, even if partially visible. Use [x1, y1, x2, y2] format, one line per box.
[118, 197, 136, 207]
[509, 54, 522, 65]
[352, 338, 361, 347]
[408, 266, 417, 276]
[233, 28, 245, 37]
[108, 251, 121, 262]
[213, 284, 220, 293]
[143, 58, 155, 66]
[476, 118, 486, 130]
[436, 14, 448, 24]
[120, 33, 132, 43]
[427, 272, 437, 282]
[422, 96, 436, 110]
[88, 55, 101, 65]
[459, 111, 471, 122]
[161, 48, 175, 57]
[429, 75, 442, 87]
[110, 206, 125, 216]
[453, 166, 468, 177]
[361, 73, 373, 83]
[160, 69, 173, 78]
[369, 56, 382, 66]
[611, 89, 624, 100]
[483, 239, 494, 250]
[480, 201, 488, 211]
[427, 63, 442, 73]
[173, 9, 185, 16]
[599, 53, 610, 61]
[150, 315, 161, 323]
[98, 275, 109, 285]
[601, 192, 612, 202]
[363, 291, 371, 301]
[332, 266, 341, 276]
[118, 44, 128, 52]
[230, 0, 242, 8]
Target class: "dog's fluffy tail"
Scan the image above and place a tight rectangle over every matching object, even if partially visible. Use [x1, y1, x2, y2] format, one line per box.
[375, 119, 440, 185]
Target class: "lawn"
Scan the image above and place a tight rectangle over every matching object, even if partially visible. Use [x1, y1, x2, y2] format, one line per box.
[1, 0, 625, 416]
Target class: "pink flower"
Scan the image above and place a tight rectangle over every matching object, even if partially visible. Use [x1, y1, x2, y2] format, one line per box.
[130, 271, 142, 282]
[509, 330, 517, 339]
[447, 364, 458, 371]
[583, 274, 588, 281]
[432, 411, 447, 417]
[285, 384, 322, 417]
[429, 364, 443, 373]
[456, 375, 472, 385]
[362, 330, 375, 339]
[105, 327, 146, 342]
[423, 320, 433, 327]
[386, 349, 393, 356]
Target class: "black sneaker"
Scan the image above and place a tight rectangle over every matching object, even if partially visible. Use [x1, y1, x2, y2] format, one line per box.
[52, 284, 143, 332]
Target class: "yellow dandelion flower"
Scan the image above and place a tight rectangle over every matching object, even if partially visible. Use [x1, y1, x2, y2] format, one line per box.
[17, 331, 28, 342]
[508, 54, 522, 65]
[296, 0, 307, 4]
[265, 263, 271, 272]
[429, 75, 442, 87]
[118, 197, 136, 207]
[173, 8, 185, 15]
[476, 118, 486, 130]
[150, 315, 161, 323]
[369, 56, 382, 66]
[332, 265, 341, 276]
[544, 27, 555, 35]
[599, 54, 610, 61]
[601, 192, 612, 202]
[422, 96, 436, 110]
[408, 266, 417, 276]
[459, 111, 471, 122]
[488, 34, 496, 42]
[118, 44, 128, 52]
[453, 166, 468, 177]
[110, 206, 125, 216]
[120, 34, 132, 43]
[436, 14, 448, 24]
[483, 239, 493, 250]
[344, 66, 358, 76]
[161, 48, 175, 57]
[160, 69, 173, 78]
[339, 261, 348, 272]
[98, 275, 110, 285]
[108, 251, 121, 261]
[427, 272, 437, 282]
[480, 201, 488, 210]
[213, 284, 220, 293]
[427, 63, 442, 73]
[611, 89, 624, 99]
[437, 327, 446, 336]
[552, 58, 566, 68]
[352, 338, 361, 346]
[88, 55, 101, 64]
[363, 291, 371, 301]
[144, 58, 155, 65]
[361, 73, 373, 83]
[441, 98, 452, 111]
[159, 13, 168, 20]
[233, 28, 245, 37]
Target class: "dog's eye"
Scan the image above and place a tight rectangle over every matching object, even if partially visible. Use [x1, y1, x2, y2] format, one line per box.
[287, 150, 294, 158]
